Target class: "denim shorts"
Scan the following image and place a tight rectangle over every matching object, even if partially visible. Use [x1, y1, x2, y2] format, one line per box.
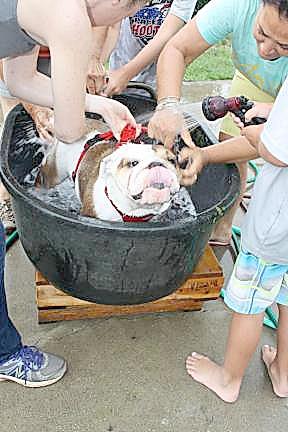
[224, 247, 288, 314]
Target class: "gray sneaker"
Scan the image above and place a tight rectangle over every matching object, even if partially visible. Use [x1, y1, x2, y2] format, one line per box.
[0, 345, 67, 387]
[0, 198, 16, 234]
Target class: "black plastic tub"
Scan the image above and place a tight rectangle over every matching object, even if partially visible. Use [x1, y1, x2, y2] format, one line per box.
[0, 99, 240, 305]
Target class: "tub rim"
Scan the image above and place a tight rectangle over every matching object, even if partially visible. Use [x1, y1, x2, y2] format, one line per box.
[0, 104, 240, 234]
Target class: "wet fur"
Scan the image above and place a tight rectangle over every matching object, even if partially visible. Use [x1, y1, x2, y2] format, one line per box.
[36, 150, 59, 188]
[39, 138, 179, 221]
[78, 143, 114, 217]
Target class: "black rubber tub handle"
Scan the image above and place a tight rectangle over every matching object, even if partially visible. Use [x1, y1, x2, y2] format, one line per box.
[127, 82, 157, 101]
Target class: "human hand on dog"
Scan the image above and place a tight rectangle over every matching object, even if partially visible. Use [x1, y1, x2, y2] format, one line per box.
[22, 103, 54, 142]
[177, 146, 208, 186]
[148, 107, 194, 150]
[99, 98, 137, 140]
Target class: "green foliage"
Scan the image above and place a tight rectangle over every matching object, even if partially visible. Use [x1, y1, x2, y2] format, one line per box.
[184, 40, 235, 81]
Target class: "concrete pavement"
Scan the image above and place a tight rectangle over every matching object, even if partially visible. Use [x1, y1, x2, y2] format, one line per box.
[1, 81, 288, 432]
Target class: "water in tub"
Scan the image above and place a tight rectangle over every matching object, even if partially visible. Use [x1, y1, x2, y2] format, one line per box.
[17, 115, 197, 223]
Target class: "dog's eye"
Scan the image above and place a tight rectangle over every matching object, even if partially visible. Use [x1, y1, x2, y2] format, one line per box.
[128, 160, 139, 167]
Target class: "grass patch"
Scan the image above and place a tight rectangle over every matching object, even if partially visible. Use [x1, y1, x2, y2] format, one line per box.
[184, 40, 235, 81]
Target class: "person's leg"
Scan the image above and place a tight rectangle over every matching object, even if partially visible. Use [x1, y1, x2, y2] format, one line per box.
[186, 311, 264, 403]
[0, 222, 22, 363]
[0, 221, 67, 387]
[0, 79, 20, 234]
[262, 304, 288, 397]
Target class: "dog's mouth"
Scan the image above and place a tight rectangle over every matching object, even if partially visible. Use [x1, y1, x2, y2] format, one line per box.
[132, 182, 170, 201]
[131, 165, 179, 205]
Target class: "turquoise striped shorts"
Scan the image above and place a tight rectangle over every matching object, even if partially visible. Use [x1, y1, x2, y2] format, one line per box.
[224, 247, 288, 314]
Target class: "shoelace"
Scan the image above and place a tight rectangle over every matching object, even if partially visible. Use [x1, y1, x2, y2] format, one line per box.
[12, 346, 44, 383]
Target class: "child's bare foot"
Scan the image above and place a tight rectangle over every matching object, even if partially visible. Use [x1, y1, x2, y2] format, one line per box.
[186, 352, 241, 403]
[262, 345, 288, 397]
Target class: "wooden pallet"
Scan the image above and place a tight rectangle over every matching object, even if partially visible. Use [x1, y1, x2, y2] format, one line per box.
[36, 246, 224, 323]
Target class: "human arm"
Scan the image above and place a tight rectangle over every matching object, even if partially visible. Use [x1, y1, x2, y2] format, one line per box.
[147, 19, 211, 149]
[232, 98, 288, 167]
[104, 13, 191, 97]
[148, 0, 237, 146]
[1, 58, 54, 140]
[4, 50, 136, 142]
[99, 23, 121, 65]
[155, 19, 211, 103]
[87, 24, 120, 95]
[241, 125, 288, 167]
[4, 0, 94, 142]
[4, 0, 136, 142]
[156, 0, 236, 102]
[179, 136, 259, 186]
[5, 48, 136, 142]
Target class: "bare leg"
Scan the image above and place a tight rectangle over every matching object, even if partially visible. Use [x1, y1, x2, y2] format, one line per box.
[210, 132, 247, 245]
[186, 312, 264, 403]
[262, 305, 288, 397]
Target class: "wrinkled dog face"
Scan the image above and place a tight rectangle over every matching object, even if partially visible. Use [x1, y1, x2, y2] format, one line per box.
[100, 143, 181, 214]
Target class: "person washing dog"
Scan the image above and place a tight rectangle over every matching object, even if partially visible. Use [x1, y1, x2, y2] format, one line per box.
[0, 0, 146, 388]
[1, 0, 143, 143]
[148, 0, 288, 245]
[0, 24, 121, 234]
[180, 74, 288, 403]
[104, 0, 197, 96]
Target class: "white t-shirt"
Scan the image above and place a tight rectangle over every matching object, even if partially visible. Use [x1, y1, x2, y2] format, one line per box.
[241, 77, 288, 264]
[109, 0, 196, 88]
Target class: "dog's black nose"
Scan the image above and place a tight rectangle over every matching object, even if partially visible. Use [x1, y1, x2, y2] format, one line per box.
[148, 161, 164, 169]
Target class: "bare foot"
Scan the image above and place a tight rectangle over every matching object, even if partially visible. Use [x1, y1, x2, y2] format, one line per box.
[262, 345, 288, 397]
[186, 352, 241, 403]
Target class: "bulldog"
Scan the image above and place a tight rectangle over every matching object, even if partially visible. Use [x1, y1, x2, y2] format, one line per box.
[37, 126, 181, 222]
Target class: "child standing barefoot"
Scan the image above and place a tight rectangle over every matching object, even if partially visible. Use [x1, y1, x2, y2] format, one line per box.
[182, 77, 288, 403]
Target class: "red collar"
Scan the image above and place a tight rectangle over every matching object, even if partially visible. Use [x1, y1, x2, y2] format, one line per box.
[72, 125, 147, 182]
[104, 186, 153, 222]
[72, 124, 153, 222]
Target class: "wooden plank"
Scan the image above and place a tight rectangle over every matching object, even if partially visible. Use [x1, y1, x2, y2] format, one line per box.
[35, 245, 223, 323]
[38, 300, 203, 323]
[36, 275, 223, 308]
